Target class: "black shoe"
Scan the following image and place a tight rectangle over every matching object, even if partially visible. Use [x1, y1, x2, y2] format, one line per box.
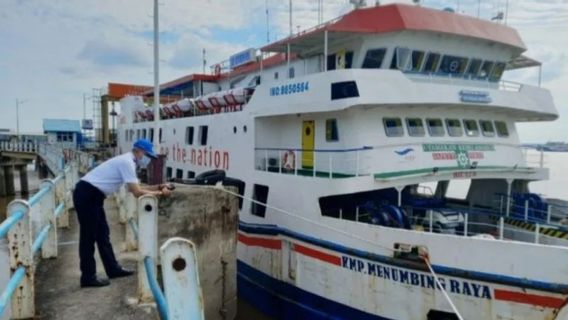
[81, 277, 110, 288]
[108, 267, 135, 279]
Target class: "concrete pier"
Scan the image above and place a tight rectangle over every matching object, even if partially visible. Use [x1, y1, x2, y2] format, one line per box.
[4, 166, 15, 196]
[18, 165, 29, 194]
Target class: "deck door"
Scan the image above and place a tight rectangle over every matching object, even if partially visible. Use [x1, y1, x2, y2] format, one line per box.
[301, 120, 315, 169]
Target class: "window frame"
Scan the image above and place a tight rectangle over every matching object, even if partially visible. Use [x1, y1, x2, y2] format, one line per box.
[383, 117, 404, 137]
[479, 120, 496, 137]
[362, 48, 387, 69]
[410, 50, 426, 72]
[439, 55, 469, 75]
[426, 118, 445, 137]
[251, 184, 269, 218]
[405, 118, 426, 137]
[185, 126, 195, 145]
[199, 125, 208, 146]
[445, 118, 464, 137]
[463, 119, 480, 137]
[423, 52, 441, 73]
[494, 121, 509, 137]
[325, 119, 339, 142]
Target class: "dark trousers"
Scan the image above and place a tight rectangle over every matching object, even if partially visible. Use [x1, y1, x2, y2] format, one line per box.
[73, 180, 120, 281]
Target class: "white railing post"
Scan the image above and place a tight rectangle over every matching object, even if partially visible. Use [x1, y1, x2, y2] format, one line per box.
[294, 151, 298, 176]
[499, 217, 504, 240]
[429, 210, 433, 232]
[125, 193, 138, 251]
[524, 199, 529, 221]
[535, 223, 540, 244]
[356, 151, 360, 177]
[539, 149, 544, 168]
[117, 186, 127, 224]
[264, 150, 268, 171]
[499, 195, 504, 214]
[40, 180, 58, 258]
[160, 238, 205, 320]
[313, 151, 317, 177]
[278, 150, 282, 174]
[547, 205, 552, 224]
[138, 195, 158, 303]
[464, 213, 468, 237]
[55, 172, 69, 228]
[7, 200, 34, 319]
[328, 154, 332, 179]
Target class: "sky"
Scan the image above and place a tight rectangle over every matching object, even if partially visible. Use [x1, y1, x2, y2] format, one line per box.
[0, 0, 566, 142]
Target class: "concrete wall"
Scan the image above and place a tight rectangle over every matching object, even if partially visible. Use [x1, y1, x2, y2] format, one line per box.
[157, 185, 238, 320]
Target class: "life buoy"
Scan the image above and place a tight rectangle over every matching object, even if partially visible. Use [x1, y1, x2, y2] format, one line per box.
[282, 150, 296, 171]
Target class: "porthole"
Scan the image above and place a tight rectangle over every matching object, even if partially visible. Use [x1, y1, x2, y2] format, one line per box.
[243, 125, 247, 133]
[233, 126, 237, 134]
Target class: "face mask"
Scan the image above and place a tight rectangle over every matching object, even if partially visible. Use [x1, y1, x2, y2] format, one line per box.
[137, 155, 151, 168]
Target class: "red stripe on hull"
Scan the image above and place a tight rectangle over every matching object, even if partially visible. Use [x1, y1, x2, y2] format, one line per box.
[238, 233, 282, 250]
[494, 289, 565, 309]
[294, 244, 342, 266]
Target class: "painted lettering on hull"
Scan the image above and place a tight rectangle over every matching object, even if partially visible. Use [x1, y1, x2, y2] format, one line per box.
[159, 144, 230, 170]
[341, 256, 492, 299]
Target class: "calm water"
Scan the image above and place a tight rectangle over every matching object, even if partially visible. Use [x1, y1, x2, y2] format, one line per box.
[1, 152, 566, 319]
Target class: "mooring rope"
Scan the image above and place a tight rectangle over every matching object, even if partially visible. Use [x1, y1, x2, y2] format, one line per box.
[217, 186, 465, 319]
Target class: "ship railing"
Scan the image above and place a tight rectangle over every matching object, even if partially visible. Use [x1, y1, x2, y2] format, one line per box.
[492, 193, 568, 226]
[0, 141, 38, 153]
[521, 147, 546, 168]
[405, 72, 524, 92]
[325, 203, 562, 245]
[255, 143, 538, 179]
[115, 189, 204, 320]
[0, 161, 78, 319]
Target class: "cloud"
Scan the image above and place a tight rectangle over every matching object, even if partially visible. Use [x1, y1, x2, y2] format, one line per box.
[78, 38, 149, 68]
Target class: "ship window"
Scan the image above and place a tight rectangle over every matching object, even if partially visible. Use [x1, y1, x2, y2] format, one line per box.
[426, 118, 445, 137]
[410, 50, 426, 72]
[185, 127, 194, 145]
[166, 167, 172, 179]
[326, 119, 339, 142]
[251, 184, 269, 218]
[479, 120, 495, 137]
[423, 53, 441, 73]
[328, 51, 354, 70]
[142, 129, 147, 139]
[463, 119, 479, 137]
[289, 67, 295, 79]
[446, 119, 463, 137]
[406, 118, 425, 137]
[479, 61, 494, 79]
[274, 72, 279, 80]
[466, 59, 482, 77]
[331, 81, 359, 100]
[494, 121, 509, 137]
[176, 169, 183, 179]
[149, 128, 154, 143]
[490, 62, 506, 82]
[187, 171, 195, 179]
[136, 129, 141, 139]
[383, 118, 404, 137]
[124, 130, 128, 141]
[199, 125, 208, 145]
[130, 130, 134, 141]
[390, 47, 411, 71]
[439, 55, 468, 75]
[159, 128, 163, 143]
[362, 48, 387, 69]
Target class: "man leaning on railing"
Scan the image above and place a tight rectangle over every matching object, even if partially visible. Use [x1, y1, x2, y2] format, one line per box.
[73, 139, 171, 288]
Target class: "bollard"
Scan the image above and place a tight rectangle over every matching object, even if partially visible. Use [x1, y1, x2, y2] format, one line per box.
[125, 193, 138, 251]
[7, 200, 35, 319]
[138, 195, 158, 303]
[40, 180, 58, 258]
[160, 238, 205, 320]
[499, 217, 504, 240]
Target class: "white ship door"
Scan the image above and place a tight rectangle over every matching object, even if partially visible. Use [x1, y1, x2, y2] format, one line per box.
[301, 120, 315, 169]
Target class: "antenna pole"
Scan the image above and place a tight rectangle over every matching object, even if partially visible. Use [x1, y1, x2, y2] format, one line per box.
[289, 0, 293, 36]
[477, 0, 481, 18]
[265, 0, 270, 42]
[153, 0, 160, 149]
[504, 0, 509, 25]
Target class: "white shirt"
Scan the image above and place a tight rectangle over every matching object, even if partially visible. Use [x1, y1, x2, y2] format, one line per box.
[82, 152, 139, 195]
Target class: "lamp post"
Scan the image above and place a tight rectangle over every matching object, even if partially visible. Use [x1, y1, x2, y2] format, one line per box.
[16, 99, 27, 141]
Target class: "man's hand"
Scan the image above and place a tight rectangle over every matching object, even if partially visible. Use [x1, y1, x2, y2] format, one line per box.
[160, 186, 172, 197]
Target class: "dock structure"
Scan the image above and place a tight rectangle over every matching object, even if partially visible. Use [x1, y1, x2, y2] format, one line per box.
[0, 142, 233, 320]
[0, 142, 37, 196]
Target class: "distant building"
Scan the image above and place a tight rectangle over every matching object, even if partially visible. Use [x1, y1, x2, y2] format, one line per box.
[43, 119, 82, 148]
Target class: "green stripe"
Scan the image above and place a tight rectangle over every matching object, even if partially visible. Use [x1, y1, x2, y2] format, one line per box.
[373, 165, 532, 180]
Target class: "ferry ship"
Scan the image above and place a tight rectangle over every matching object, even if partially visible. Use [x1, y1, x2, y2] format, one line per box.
[116, 4, 568, 319]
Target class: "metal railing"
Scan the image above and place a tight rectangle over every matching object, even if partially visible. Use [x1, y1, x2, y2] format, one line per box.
[115, 189, 205, 320]
[0, 142, 37, 153]
[0, 162, 78, 319]
[37, 143, 95, 175]
[255, 142, 537, 179]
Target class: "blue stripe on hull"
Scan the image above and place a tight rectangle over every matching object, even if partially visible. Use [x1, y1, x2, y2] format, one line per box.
[237, 260, 393, 320]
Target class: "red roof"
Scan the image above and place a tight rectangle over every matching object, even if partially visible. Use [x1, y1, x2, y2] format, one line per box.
[262, 4, 525, 52]
[107, 83, 152, 99]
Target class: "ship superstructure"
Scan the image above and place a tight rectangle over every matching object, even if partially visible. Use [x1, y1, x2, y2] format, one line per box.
[117, 4, 568, 319]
